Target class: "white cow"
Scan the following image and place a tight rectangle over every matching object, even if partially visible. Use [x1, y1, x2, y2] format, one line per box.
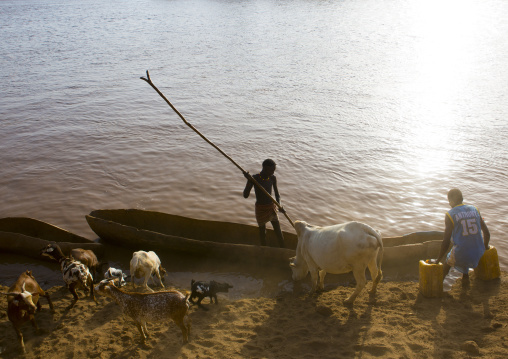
[289, 220, 383, 305]
[129, 251, 166, 292]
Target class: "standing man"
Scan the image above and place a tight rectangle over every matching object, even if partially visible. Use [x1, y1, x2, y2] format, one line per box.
[243, 159, 285, 248]
[435, 188, 490, 287]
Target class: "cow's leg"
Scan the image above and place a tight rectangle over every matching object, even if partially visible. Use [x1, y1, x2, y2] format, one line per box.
[318, 270, 327, 291]
[367, 256, 382, 296]
[309, 267, 320, 292]
[344, 267, 367, 305]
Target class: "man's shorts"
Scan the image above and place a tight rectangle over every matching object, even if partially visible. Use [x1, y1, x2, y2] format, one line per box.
[446, 246, 470, 274]
[255, 203, 279, 225]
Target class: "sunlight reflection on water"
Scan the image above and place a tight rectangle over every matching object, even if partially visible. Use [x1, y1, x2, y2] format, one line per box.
[1, 0, 507, 292]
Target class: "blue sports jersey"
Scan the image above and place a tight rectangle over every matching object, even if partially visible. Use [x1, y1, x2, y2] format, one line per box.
[446, 204, 485, 271]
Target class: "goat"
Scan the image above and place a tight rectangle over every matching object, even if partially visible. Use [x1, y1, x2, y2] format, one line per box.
[94, 280, 191, 344]
[70, 248, 100, 280]
[189, 279, 233, 310]
[40, 243, 97, 306]
[1, 270, 53, 354]
[130, 250, 166, 292]
[104, 267, 128, 287]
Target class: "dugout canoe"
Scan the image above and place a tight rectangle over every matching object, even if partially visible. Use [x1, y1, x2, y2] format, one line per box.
[382, 231, 444, 267]
[0, 217, 103, 261]
[86, 209, 444, 268]
[86, 209, 297, 267]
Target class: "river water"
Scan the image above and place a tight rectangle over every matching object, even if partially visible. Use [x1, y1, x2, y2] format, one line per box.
[1, 0, 507, 291]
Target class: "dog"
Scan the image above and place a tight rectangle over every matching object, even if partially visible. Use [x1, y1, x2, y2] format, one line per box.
[189, 279, 233, 310]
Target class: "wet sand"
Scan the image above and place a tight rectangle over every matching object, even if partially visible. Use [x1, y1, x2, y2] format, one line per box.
[1, 273, 507, 358]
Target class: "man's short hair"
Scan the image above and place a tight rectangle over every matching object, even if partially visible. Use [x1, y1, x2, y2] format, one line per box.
[447, 188, 463, 204]
[262, 159, 276, 168]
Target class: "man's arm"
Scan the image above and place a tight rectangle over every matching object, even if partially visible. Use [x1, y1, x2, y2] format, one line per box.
[273, 175, 280, 204]
[272, 176, 286, 213]
[480, 217, 490, 250]
[436, 214, 453, 263]
[243, 172, 254, 198]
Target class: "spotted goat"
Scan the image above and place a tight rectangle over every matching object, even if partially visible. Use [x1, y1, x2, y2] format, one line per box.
[41, 243, 97, 306]
[95, 279, 191, 344]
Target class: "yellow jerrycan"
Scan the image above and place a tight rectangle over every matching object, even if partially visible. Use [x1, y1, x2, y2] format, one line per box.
[474, 245, 501, 280]
[419, 260, 443, 297]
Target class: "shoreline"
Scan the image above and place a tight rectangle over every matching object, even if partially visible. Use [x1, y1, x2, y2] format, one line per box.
[1, 273, 507, 358]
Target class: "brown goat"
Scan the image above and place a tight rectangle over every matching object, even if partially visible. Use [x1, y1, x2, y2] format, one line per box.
[1, 271, 54, 353]
[70, 248, 100, 279]
[94, 280, 191, 344]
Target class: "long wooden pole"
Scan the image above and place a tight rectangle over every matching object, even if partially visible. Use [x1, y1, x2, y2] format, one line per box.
[140, 70, 295, 228]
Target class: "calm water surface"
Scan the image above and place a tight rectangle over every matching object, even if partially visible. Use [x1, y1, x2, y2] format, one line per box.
[1, 0, 507, 290]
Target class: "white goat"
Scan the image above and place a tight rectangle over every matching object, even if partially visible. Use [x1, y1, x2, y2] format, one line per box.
[129, 251, 166, 292]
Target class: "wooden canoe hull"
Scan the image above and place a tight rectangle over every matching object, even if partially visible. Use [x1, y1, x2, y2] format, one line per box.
[0, 231, 104, 261]
[86, 209, 296, 267]
[382, 231, 443, 247]
[86, 209, 298, 249]
[86, 209, 444, 269]
[382, 231, 445, 268]
[0, 217, 93, 243]
[0, 217, 103, 262]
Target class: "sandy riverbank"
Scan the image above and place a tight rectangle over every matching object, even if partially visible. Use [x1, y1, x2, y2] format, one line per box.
[1, 273, 507, 359]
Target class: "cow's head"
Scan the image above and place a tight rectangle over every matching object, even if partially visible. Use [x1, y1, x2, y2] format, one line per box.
[1, 282, 37, 315]
[289, 256, 308, 281]
[294, 220, 309, 237]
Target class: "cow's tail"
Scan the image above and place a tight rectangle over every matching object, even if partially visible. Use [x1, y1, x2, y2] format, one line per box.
[365, 226, 384, 279]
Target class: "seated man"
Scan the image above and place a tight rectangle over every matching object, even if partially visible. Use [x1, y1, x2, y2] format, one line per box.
[435, 188, 490, 287]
